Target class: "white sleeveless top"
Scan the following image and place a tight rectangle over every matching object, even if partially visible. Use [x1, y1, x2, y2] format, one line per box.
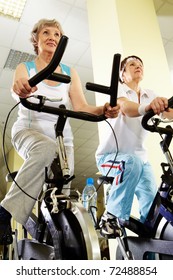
[12, 61, 73, 146]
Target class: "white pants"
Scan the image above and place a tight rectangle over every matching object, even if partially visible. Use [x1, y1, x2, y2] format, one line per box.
[1, 129, 74, 225]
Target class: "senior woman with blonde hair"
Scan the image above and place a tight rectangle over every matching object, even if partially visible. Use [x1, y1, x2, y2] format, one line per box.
[0, 18, 119, 245]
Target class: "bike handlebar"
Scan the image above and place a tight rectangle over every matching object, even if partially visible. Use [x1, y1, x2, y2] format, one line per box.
[20, 35, 120, 122]
[141, 96, 173, 134]
[86, 53, 121, 107]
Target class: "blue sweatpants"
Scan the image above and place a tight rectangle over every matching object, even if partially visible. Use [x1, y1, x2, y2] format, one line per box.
[96, 152, 157, 222]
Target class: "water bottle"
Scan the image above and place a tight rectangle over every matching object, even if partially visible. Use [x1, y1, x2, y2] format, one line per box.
[82, 177, 97, 225]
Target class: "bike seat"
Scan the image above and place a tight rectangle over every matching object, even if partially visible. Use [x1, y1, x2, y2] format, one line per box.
[6, 171, 18, 182]
[97, 176, 114, 185]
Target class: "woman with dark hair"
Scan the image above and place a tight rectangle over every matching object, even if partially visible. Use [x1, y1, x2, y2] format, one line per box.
[96, 55, 169, 238]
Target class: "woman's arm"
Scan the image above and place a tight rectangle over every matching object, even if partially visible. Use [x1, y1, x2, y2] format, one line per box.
[12, 63, 37, 98]
[69, 68, 119, 118]
[118, 96, 168, 117]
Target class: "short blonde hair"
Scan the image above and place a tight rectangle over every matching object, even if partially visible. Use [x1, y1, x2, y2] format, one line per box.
[30, 18, 64, 54]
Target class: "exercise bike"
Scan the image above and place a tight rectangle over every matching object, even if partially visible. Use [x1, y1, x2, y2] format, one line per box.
[4, 35, 120, 260]
[100, 98, 173, 260]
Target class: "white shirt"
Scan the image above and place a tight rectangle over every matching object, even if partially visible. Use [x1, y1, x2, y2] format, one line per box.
[12, 61, 73, 146]
[96, 83, 157, 162]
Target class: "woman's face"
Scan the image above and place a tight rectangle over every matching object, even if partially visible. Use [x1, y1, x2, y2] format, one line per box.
[122, 59, 144, 84]
[37, 25, 61, 55]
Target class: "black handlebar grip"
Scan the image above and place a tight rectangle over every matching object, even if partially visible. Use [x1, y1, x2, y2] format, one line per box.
[168, 96, 173, 108]
[109, 53, 121, 107]
[47, 73, 71, 84]
[86, 82, 109, 94]
[141, 109, 155, 132]
[141, 96, 173, 132]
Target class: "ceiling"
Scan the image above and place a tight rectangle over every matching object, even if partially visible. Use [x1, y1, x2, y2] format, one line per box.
[0, 0, 173, 196]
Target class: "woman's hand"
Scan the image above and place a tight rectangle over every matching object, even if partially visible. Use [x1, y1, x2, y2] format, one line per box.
[13, 78, 37, 98]
[146, 97, 168, 115]
[103, 102, 120, 118]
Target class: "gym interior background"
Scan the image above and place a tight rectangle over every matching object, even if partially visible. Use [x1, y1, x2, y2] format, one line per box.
[0, 0, 173, 258]
[0, 0, 173, 198]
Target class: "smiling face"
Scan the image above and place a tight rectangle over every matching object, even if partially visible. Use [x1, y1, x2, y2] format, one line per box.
[31, 19, 64, 55]
[122, 57, 144, 84]
[37, 25, 61, 55]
